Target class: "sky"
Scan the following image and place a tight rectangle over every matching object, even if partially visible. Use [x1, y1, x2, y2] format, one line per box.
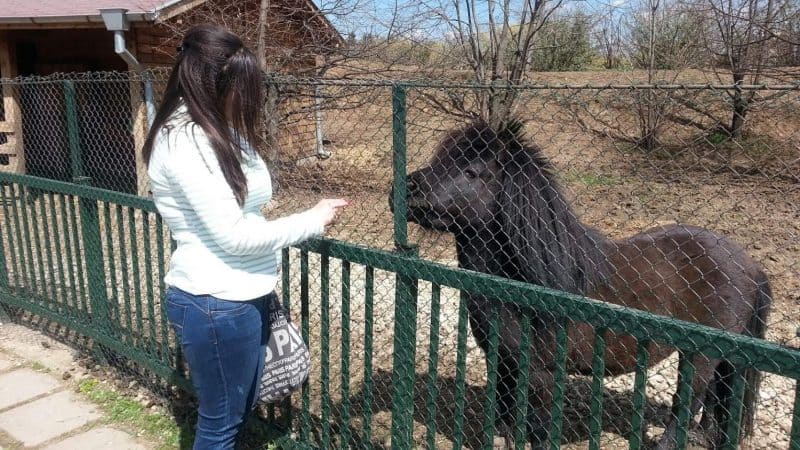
[318, 0, 634, 40]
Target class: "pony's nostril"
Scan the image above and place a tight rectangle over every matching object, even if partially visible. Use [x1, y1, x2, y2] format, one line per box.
[406, 178, 418, 194]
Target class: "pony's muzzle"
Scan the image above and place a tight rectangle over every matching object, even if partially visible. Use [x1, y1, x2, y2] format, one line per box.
[406, 176, 419, 195]
[388, 174, 423, 212]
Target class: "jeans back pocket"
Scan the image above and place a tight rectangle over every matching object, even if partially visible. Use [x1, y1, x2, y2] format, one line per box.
[165, 296, 188, 340]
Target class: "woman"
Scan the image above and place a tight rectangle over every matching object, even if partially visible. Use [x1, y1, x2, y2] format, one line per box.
[143, 24, 347, 449]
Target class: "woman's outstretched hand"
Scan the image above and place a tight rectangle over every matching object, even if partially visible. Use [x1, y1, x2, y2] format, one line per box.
[312, 199, 349, 227]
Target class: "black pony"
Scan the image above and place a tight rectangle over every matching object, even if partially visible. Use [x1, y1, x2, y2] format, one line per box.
[397, 120, 772, 449]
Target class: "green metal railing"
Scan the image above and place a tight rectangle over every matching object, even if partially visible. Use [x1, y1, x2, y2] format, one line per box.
[0, 172, 177, 378]
[2, 79, 800, 450]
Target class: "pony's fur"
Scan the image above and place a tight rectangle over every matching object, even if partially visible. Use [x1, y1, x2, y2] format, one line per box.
[402, 119, 772, 449]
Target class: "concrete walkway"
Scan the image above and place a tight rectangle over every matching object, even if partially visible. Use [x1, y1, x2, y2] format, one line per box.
[0, 322, 155, 449]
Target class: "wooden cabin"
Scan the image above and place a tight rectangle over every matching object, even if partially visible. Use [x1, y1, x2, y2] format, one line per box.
[0, 0, 343, 195]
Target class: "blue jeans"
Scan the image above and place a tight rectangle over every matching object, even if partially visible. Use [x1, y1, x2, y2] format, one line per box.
[165, 286, 272, 450]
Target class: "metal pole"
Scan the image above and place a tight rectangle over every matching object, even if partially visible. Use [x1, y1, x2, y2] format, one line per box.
[63, 81, 86, 184]
[389, 83, 419, 450]
[64, 80, 110, 359]
[391, 84, 409, 251]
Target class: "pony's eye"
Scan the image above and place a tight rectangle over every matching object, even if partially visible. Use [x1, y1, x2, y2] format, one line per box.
[464, 169, 478, 179]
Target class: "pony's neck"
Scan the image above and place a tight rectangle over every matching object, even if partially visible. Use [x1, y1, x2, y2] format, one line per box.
[454, 226, 518, 279]
[510, 173, 614, 294]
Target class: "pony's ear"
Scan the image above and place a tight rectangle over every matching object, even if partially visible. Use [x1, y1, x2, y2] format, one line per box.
[502, 119, 525, 138]
[496, 119, 529, 164]
[499, 148, 592, 295]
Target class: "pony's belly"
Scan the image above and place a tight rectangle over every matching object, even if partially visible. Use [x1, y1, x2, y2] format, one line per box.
[566, 323, 675, 375]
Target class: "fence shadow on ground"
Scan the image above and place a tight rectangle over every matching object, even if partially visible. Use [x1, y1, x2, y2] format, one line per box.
[312, 369, 677, 449]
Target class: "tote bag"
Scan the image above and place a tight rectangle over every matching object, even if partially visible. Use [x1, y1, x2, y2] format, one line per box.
[258, 294, 310, 403]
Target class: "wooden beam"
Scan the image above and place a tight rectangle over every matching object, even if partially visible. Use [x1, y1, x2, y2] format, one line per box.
[0, 142, 17, 154]
[0, 31, 24, 174]
[132, 33, 170, 46]
[125, 32, 151, 197]
[0, 31, 13, 81]
[156, 0, 209, 22]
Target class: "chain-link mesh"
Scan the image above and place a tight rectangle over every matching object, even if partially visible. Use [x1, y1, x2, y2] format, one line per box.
[271, 80, 799, 449]
[1, 70, 798, 449]
[0, 72, 162, 194]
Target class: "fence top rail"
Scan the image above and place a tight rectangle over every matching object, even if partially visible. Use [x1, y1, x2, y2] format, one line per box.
[0, 69, 798, 91]
[265, 77, 800, 91]
[0, 69, 170, 85]
[0, 172, 157, 212]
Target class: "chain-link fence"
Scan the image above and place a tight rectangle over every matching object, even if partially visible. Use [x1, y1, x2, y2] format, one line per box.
[273, 79, 800, 449]
[1, 70, 799, 449]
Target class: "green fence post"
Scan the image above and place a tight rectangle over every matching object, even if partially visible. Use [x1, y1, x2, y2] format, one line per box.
[64, 81, 85, 185]
[390, 83, 420, 450]
[628, 339, 650, 450]
[548, 318, 569, 450]
[790, 385, 800, 450]
[64, 80, 111, 355]
[721, 365, 746, 450]
[390, 270, 418, 450]
[425, 283, 441, 449]
[0, 206, 8, 292]
[391, 84, 410, 252]
[362, 265, 375, 446]
[0, 199, 10, 322]
[452, 290, 470, 449]
[674, 351, 696, 449]
[588, 327, 607, 450]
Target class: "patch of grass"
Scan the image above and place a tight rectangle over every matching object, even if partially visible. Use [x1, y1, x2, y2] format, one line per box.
[565, 172, 623, 187]
[76, 378, 284, 449]
[738, 136, 773, 157]
[28, 361, 50, 373]
[708, 131, 728, 145]
[706, 132, 778, 160]
[78, 378, 183, 450]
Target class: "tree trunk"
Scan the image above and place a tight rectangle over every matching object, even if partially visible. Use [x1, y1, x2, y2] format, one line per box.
[262, 83, 280, 164]
[642, 0, 660, 151]
[730, 71, 747, 139]
[487, 85, 516, 129]
[257, 0, 270, 71]
[257, 0, 280, 163]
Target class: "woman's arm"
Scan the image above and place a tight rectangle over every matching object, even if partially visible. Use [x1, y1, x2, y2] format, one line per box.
[163, 124, 329, 256]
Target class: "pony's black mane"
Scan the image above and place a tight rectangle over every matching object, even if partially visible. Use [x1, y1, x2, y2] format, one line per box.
[440, 119, 611, 296]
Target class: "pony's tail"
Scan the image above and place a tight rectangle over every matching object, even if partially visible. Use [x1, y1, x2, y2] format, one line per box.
[740, 270, 772, 438]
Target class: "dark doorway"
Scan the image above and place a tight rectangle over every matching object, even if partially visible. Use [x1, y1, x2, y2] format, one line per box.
[15, 29, 137, 194]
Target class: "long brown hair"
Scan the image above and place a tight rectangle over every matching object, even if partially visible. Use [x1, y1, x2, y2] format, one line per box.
[142, 24, 264, 206]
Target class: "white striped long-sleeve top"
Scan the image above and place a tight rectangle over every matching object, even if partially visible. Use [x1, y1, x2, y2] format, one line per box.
[147, 103, 325, 301]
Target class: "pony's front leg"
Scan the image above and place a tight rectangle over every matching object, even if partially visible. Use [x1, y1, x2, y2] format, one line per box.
[525, 367, 556, 450]
[494, 355, 519, 447]
[656, 396, 707, 450]
[490, 358, 554, 449]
